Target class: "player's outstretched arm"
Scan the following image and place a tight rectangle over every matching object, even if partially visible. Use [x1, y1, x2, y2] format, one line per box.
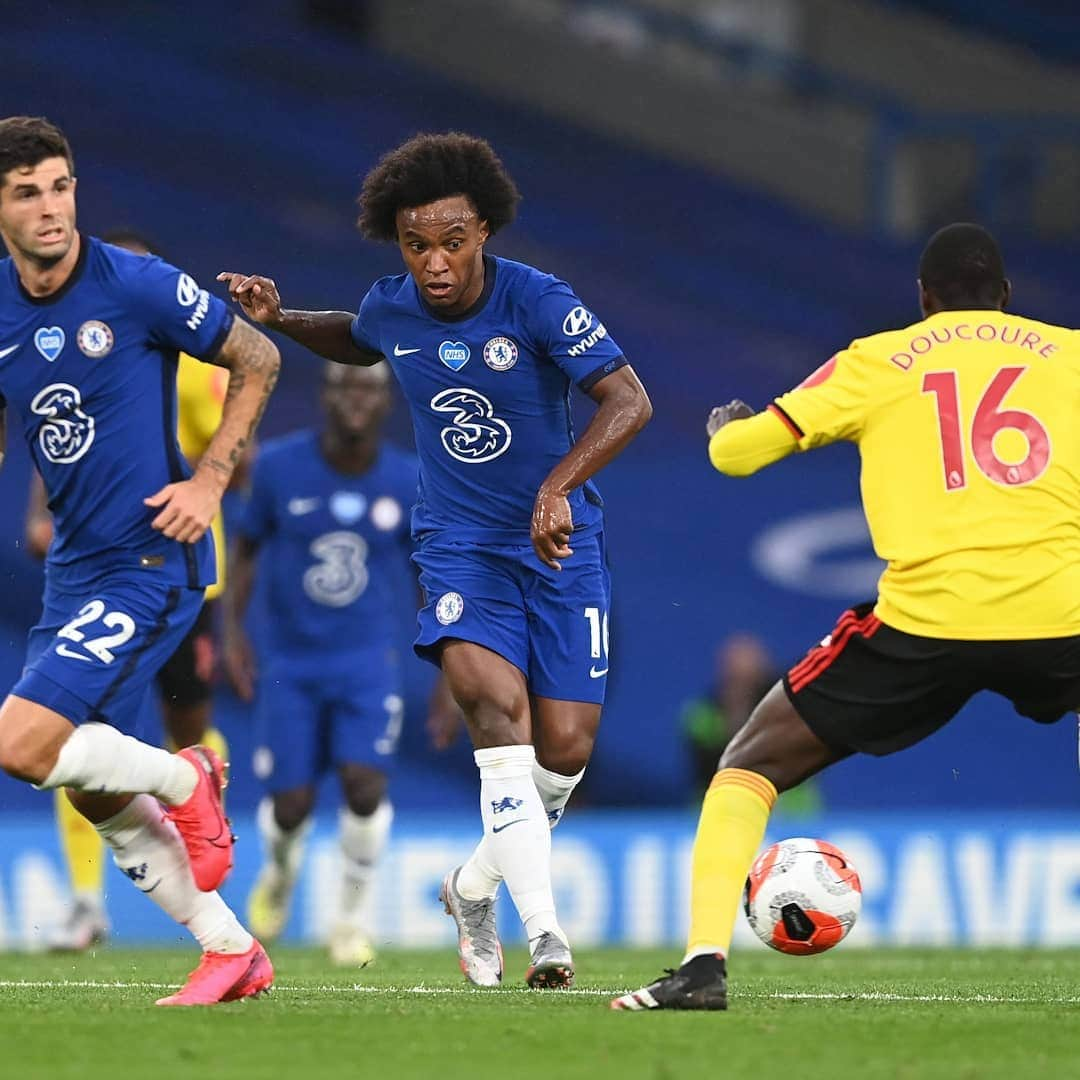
[221, 534, 260, 702]
[532, 366, 652, 570]
[145, 319, 280, 542]
[216, 272, 382, 367]
[707, 401, 799, 477]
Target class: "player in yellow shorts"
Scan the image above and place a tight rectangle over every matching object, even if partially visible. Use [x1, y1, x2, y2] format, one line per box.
[25, 229, 233, 950]
[614, 223, 1080, 1011]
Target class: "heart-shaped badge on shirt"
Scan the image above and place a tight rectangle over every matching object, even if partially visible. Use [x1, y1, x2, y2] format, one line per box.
[438, 340, 471, 372]
[34, 326, 66, 362]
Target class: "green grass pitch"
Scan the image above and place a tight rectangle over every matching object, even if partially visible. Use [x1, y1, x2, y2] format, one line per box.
[1, 947, 1077, 1079]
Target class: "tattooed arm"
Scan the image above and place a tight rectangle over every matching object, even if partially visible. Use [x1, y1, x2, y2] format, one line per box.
[145, 319, 280, 543]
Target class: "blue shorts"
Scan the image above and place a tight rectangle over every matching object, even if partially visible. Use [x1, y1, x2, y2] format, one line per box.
[413, 532, 612, 704]
[253, 656, 403, 794]
[14, 576, 205, 734]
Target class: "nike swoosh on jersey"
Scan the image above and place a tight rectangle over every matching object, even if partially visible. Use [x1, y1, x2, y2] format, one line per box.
[56, 643, 94, 663]
[287, 497, 321, 516]
[0, 344, 20, 360]
[492, 818, 526, 833]
[393, 344, 422, 357]
[589, 666, 609, 679]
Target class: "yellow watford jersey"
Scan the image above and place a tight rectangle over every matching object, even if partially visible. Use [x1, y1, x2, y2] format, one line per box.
[771, 310, 1080, 640]
[176, 353, 229, 599]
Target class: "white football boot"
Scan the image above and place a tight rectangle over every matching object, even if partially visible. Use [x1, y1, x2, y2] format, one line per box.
[439, 866, 503, 987]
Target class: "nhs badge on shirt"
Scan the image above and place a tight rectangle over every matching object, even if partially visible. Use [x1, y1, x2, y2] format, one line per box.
[34, 326, 65, 362]
[438, 340, 470, 372]
[330, 491, 367, 525]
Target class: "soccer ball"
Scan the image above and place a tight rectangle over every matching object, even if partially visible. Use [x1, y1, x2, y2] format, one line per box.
[742, 837, 861, 955]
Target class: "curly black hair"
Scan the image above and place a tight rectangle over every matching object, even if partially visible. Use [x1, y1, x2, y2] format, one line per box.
[357, 132, 521, 242]
[0, 116, 73, 188]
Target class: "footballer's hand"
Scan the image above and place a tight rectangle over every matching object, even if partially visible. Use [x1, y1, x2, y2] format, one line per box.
[144, 477, 220, 543]
[216, 272, 284, 328]
[223, 628, 257, 703]
[532, 486, 574, 571]
[706, 399, 755, 438]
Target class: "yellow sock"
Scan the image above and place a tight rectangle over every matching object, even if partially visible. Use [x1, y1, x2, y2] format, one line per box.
[55, 789, 105, 899]
[686, 767, 777, 959]
[200, 726, 230, 767]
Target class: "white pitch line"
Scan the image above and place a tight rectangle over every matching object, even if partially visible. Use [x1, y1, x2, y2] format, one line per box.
[0, 980, 1077, 1006]
[756, 989, 1080, 1005]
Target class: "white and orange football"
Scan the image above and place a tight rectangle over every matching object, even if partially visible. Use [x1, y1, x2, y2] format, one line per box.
[742, 838, 862, 955]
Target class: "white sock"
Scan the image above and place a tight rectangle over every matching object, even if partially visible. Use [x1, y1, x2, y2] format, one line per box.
[95, 794, 252, 954]
[532, 762, 585, 829]
[455, 835, 502, 902]
[471, 745, 563, 946]
[256, 797, 311, 891]
[338, 800, 393, 929]
[40, 723, 197, 805]
[456, 761, 585, 900]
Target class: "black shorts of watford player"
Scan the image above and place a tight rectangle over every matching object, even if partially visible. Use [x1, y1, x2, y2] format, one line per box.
[613, 222, 1080, 1012]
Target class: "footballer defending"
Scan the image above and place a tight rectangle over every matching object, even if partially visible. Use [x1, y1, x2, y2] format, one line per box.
[220, 132, 652, 988]
[614, 224, 1080, 1011]
[0, 116, 280, 1005]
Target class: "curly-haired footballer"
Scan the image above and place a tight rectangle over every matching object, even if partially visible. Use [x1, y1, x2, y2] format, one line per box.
[219, 132, 652, 989]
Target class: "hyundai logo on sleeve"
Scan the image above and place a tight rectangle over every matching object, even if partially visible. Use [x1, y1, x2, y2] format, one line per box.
[562, 306, 593, 336]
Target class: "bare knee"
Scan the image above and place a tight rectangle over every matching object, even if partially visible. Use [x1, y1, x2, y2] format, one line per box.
[717, 682, 844, 793]
[272, 787, 316, 832]
[536, 730, 593, 777]
[449, 671, 529, 748]
[339, 765, 387, 817]
[533, 699, 600, 776]
[0, 697, 71, 783]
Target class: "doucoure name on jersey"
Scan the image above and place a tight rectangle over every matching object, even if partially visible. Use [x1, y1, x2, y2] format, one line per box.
[889, 321, 1060, 371]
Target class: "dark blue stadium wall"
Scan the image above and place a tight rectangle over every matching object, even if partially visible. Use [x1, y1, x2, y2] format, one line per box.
[1, 2, 1078, 814]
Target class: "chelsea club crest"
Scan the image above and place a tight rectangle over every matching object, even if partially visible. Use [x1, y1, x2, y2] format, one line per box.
[77, 321, 114, 358]
[436, 591, 464, 625]
[483, 337, 518, 372]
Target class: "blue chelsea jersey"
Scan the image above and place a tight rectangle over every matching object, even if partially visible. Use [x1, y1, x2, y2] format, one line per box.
[239, 431, 418, 667]
[350, 255, 626, 543]
[0, 236, 231, 589]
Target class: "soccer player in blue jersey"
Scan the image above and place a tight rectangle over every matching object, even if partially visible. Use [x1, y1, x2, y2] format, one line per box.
[222, 362, 418, 966]
[219, 132, 652, 988]
[0, 116, 280, 1005]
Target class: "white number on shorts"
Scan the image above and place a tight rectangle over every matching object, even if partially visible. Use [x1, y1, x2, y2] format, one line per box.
[57, 600, 137, 664]
[584, 606, 610, 671]
[375, 693, 405, 756]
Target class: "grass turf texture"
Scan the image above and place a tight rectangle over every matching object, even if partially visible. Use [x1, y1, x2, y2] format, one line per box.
[1, 947, 1077, 1079]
